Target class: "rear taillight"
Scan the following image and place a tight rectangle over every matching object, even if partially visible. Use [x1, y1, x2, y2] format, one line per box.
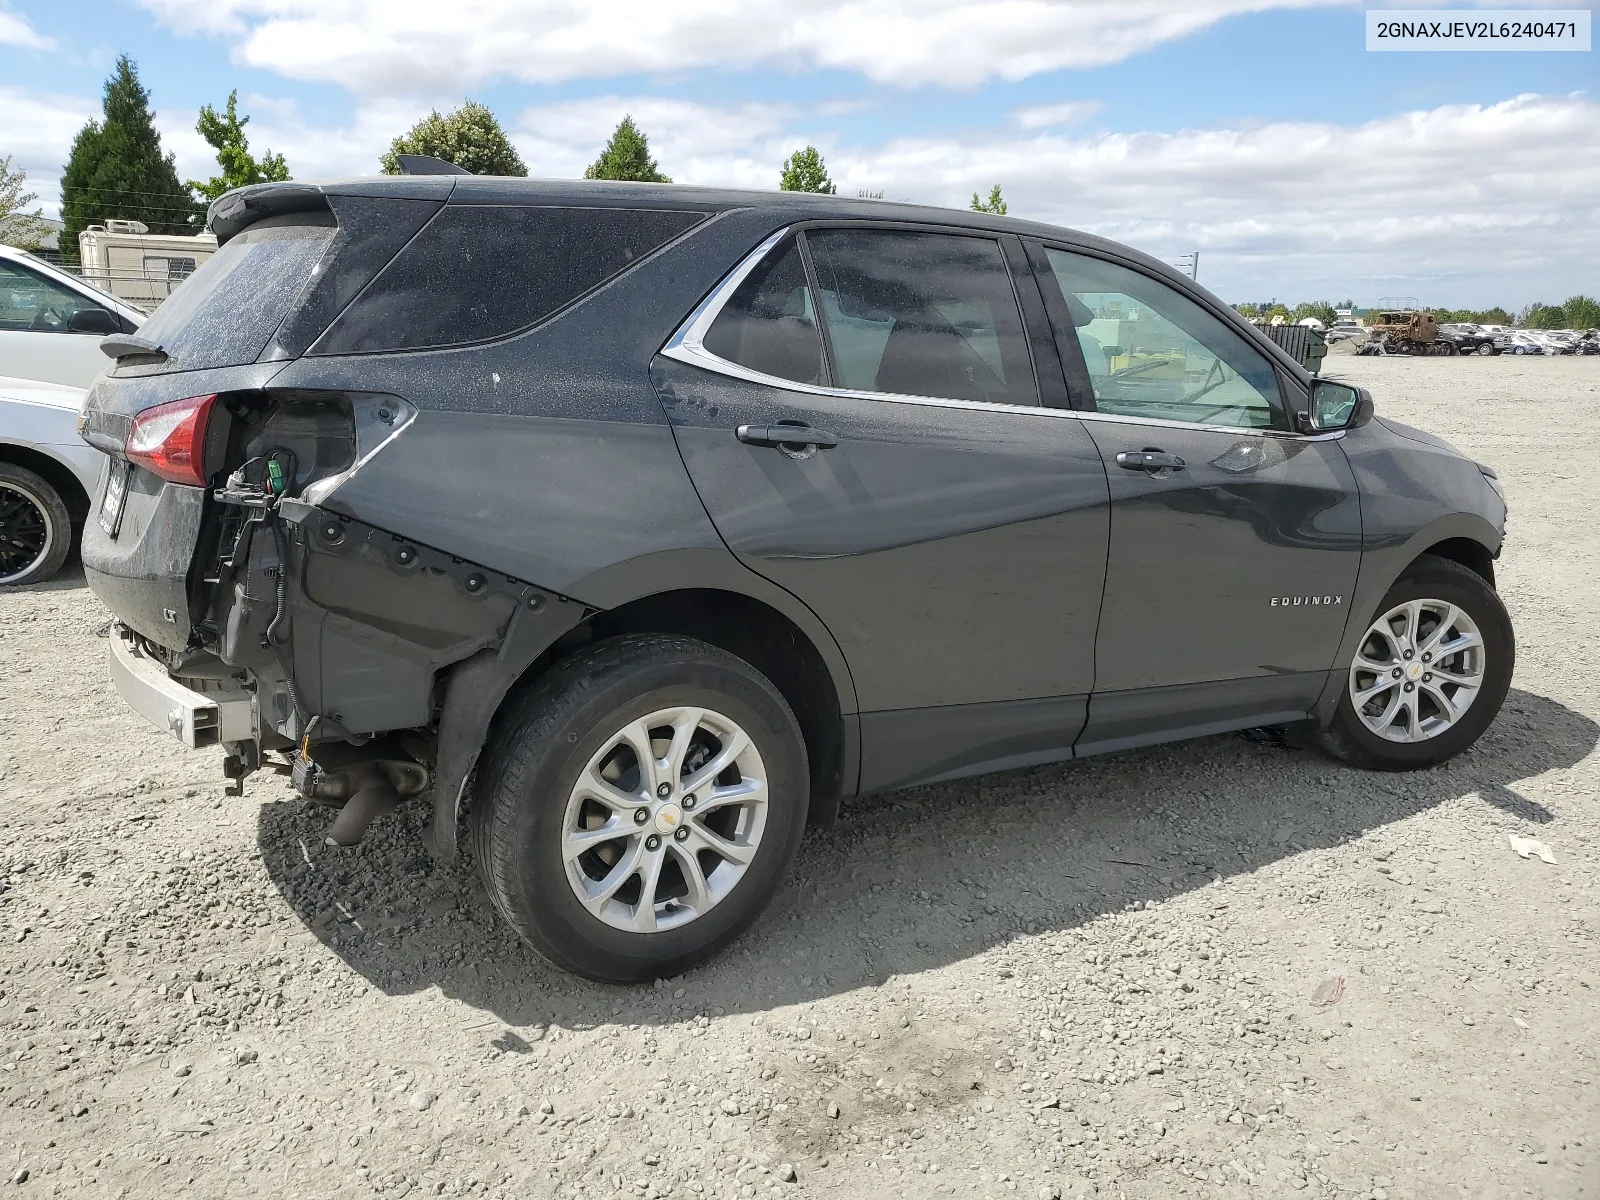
[125, 394, 218, 487]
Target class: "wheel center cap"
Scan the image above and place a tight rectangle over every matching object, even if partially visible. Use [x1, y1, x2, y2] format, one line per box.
[1406, 662, 1424, 681]
[654, 802, 683, 835]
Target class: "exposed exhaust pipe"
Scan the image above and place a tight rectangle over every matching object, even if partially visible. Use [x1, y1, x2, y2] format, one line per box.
[298, 755, 431, 847]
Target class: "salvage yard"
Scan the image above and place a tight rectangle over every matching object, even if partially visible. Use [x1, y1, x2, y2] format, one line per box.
[1, 355, 1597, 1199]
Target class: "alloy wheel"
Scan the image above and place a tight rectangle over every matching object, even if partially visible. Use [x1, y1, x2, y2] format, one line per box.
[1348, 599, 1485, 742]
[561, 705, 768, 933]
[0, 480, 54, 584]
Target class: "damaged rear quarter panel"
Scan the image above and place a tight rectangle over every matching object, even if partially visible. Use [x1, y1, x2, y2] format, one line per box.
[259, 209, 779, 605]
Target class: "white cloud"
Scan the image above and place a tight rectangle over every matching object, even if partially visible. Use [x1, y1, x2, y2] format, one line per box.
[0, 86, 98, 220]
[157, 97, 438, 187]
[1012, 100, 1103, 129]
[509, 91, 1600, 306]
[10, 82, 1593, 306]
[131, 0, 1350, 94]
[0, 6, 53, 50]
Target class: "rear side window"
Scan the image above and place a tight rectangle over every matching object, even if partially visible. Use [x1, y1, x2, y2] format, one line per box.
[133, 213, 336, 370]
[805, 229, 1037, 407]
[313, 205, 706, 355]
[702, 238, 826, 386]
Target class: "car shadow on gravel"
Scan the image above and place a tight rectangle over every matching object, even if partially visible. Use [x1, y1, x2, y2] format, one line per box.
[254, 686, 1596, 1028]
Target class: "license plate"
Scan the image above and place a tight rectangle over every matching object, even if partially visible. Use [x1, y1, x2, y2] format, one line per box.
[99, 461, 130, 537]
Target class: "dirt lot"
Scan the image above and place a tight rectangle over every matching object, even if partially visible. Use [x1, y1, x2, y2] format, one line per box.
[1, 355, 1596, 1200]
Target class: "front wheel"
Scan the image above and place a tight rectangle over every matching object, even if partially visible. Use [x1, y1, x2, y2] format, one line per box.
[472, 633, 809, 981]
[1318, 555, 1513, 771]
[1475, 342, 1495, 356]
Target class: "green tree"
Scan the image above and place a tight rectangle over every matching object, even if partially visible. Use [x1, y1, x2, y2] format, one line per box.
[1233, 303, 1262, 319]
[970, 184, 1007, 215]
[0, 155, 52, 248]
[584, 116, 670, 183]
[187, 91, 290, 202]
[380, 101, 527, 176]
[1561, 295, 1600, 329]
[778, 145, 835, 194]
[1522, 302, 1567, 329]
[1435, 306, 1513, 325]
[57, 54, 196, 259]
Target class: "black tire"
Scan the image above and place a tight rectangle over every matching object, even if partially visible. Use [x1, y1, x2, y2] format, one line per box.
[472, 633, 809, 982]
[1475, 342, 1495, 356]
[1318, 555, 1513, 771]
[0, 462, 72, 586]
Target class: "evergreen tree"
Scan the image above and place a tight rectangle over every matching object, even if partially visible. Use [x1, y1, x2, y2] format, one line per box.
[970, 184, 1007, 215]
[380, 101, 527, 176]
[58, 55, 196, 259]
[188, 91, 291, 202]
[778, 145, 835, 194]
[0, 156, 52, 248]
[583, 116, 671, 183]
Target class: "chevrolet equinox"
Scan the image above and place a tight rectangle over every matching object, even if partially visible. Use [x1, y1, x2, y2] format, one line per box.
[77, 174, 1513, 981]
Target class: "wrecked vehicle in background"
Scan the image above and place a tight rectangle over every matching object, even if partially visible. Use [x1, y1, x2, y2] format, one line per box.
[1358, 309, 1456, 356]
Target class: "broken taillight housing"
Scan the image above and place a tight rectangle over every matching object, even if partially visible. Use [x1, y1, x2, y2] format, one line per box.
[125, 394, 218, 487]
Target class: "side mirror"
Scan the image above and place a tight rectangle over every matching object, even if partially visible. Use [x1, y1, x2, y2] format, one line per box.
[1298, 379, 1375, 433]
[66, 308, 121, 336]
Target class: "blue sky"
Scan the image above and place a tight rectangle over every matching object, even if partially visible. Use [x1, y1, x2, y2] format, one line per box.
[2, 1, 1595, 307]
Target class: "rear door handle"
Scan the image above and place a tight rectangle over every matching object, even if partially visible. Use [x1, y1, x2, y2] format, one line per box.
[736, 424, 839, 450]
[1116, 450, 1186, 473]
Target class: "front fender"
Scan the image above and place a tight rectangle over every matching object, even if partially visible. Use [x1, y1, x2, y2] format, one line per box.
[1312, 510, 1503, 724]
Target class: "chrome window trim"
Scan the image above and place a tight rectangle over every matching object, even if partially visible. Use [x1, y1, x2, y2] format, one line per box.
[659, 226, 1346, 444]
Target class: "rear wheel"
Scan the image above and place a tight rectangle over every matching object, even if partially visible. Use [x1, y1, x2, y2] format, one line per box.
[472, 633, 809, 981]
[1318, 556, 1512, 771]
[0, 463, 71, 586]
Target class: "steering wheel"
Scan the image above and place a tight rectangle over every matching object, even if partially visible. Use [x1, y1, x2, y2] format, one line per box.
[28, 307, 65, 332]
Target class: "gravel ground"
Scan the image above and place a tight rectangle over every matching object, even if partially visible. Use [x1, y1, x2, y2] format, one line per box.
[1, 355, 1596, 1200]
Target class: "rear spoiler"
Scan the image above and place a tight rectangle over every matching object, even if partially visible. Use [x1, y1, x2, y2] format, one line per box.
[207, 183, 331, 246]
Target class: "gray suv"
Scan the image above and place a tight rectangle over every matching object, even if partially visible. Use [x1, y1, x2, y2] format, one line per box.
[77, 176, 1512, 980]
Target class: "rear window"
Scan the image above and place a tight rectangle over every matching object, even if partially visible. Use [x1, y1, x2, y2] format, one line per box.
[311, 205, 706, 355]
[133, 213, 336, 370]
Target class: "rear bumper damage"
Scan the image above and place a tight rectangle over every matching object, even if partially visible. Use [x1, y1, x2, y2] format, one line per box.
[109, 623, 253, 748]
[100, 492, 590, 855]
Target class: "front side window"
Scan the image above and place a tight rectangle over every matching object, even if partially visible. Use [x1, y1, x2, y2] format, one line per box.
[805, 229, 1037, 406]
[702, 237, 825, 386]
[0, 260, 101, 333]
[1045, 248, 1283, 429]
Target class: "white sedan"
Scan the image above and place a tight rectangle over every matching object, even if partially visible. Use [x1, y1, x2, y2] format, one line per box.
[1, 244, 145, 388]
[0, 376, 103, 585]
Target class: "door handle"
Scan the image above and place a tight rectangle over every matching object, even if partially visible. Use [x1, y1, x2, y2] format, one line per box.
[736, 424, 839, 450]
[1116, 450, 1186, 473]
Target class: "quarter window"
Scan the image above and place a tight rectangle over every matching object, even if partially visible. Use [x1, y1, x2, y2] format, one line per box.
[805, 229, 1037, 407]
[0, 260, 102, 333]
[702, 238, 825, 386]
[315, 205, 707, 355]
[1044, 249, 1283, 429]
